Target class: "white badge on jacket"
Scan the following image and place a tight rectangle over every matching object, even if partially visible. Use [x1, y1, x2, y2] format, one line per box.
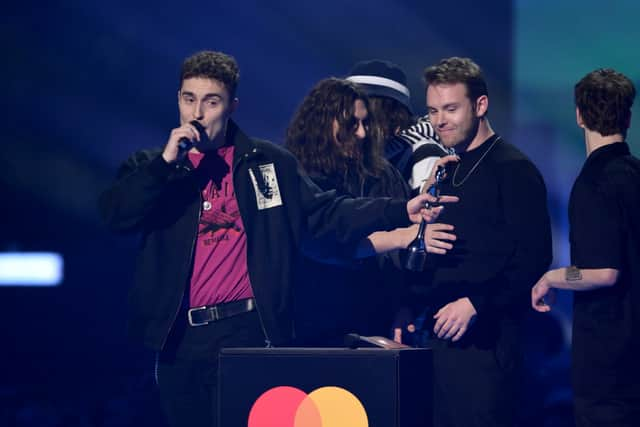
[249, 163, 283, 210]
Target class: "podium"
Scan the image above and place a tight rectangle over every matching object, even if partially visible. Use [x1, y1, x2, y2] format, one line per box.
[218, 347, 432, 427]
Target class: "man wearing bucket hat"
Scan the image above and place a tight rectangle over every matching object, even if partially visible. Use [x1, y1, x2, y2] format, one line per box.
[346, 60, 452, 194]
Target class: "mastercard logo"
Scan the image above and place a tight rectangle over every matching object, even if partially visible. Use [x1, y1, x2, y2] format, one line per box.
[247, 385, 368, 427]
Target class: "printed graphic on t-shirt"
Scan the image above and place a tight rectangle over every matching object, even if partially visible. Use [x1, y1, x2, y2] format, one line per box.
[249, 163, 283, 210]
[188, 146, 253, 307]
[199, 183, 243, 246]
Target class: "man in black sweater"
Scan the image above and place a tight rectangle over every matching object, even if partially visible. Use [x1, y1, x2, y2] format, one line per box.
[532, 68, 639, 426]
[416, 57, 552, 426]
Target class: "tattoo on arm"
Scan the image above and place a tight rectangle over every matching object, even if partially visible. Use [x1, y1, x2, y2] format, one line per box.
[565, 265, 583, 282]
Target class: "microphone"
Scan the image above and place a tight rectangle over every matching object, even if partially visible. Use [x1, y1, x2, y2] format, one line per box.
[178, 121, 208, 154]
[344, 333, 361, 349]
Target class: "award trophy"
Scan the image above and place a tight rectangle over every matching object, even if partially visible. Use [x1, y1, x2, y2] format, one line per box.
[405, 165, 445, 271]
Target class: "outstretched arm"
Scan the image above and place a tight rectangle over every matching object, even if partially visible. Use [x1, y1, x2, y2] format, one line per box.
[531, 267, 619, 312]
[355, 222, 456, 257]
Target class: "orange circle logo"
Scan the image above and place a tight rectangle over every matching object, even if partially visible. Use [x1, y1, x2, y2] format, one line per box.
[248, 386, 368, 427]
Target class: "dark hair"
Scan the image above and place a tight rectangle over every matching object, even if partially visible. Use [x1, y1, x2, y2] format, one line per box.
[367, 96, 415, 143]
[423, 57, 488, 103]
[574, 68, 635, 137]
[286, 78, 385, 185]
[179, 51, 240, 98]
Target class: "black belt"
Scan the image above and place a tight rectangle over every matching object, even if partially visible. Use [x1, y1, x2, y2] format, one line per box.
[187, 298, 256, 327]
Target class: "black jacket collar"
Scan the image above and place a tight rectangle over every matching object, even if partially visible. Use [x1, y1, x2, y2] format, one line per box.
[226, 119, 263, 167]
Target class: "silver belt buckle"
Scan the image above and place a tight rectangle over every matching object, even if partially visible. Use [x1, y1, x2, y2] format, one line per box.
[187, 305, 209, 327]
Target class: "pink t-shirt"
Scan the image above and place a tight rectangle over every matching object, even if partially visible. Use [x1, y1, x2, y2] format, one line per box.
[187, 147, 254, 307]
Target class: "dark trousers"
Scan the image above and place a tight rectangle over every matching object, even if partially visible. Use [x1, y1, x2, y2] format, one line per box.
[430, 333, 521, 427]
[155, 310, 265, 427]
[574, 395, 640, 427]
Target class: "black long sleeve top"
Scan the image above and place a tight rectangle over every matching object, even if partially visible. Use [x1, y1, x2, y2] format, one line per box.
[416, 135, 552, 322]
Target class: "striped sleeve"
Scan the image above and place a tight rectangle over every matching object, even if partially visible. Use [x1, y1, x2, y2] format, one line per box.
[408, 142, 448, 191]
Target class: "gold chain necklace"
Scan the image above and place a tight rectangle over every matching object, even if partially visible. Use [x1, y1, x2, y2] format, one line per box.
[452, 136, 501, 187]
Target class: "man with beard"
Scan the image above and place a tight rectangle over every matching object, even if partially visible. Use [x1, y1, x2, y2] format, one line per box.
[418, 57, 552, 426]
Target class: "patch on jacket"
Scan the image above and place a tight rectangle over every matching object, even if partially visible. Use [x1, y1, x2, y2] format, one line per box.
[249, 163, 283, 210]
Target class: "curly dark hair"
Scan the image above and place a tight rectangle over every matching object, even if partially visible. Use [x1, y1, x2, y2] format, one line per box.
[424, 57, 488, 105]
[575, 68, 635, 137]
[179, 51, 239, 98]
[286, 78, 385, 185]
[367, 96, 415, 143]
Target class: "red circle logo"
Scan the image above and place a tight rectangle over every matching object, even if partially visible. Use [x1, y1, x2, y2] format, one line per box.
[248, 386, 368, 427]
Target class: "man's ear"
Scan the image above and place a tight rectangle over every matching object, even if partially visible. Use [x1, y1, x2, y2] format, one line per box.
[576, 107, 585, 128]
[474, 95, 488, 118]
